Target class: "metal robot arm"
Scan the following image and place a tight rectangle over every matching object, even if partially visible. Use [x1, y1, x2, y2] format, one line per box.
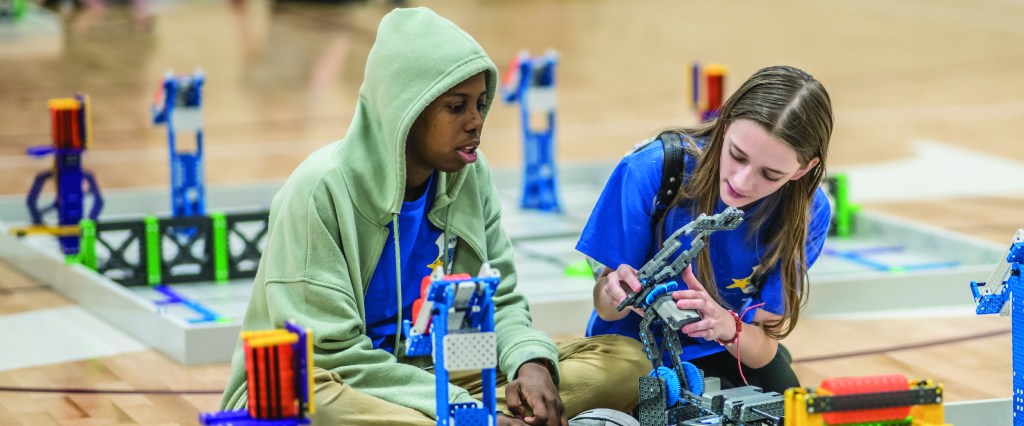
[971, 229, 1024, 316]
[619, 207, 745, 312]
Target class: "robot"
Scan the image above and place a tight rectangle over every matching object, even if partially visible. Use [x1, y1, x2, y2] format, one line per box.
[152, 69, 206, 219]
[403, 264, 502, 426]
[502, 50, 561, 213]
[612, 207, 772, 425]
[691, 63, 727, 123]
[24, 94, 104, 255]
[199, 320, 315, 425]
[784, 374, 945, 426]
[969, 229, 1024, 426]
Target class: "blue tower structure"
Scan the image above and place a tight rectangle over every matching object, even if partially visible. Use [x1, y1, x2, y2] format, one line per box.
[25, 94, 104, 255]
[501, 50, 561, 213]
[152, 70, 206, 218]
[403, 264, 502, 426]
[970, 229, 1024, 426]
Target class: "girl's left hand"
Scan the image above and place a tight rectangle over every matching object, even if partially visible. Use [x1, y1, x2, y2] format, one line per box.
[672, 265, 736, 342]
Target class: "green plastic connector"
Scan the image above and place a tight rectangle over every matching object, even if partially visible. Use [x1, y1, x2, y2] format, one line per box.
[564, 260, 594, 279]
[10, 0, 27, 19]
[77, 219, 98, 270]
[145, 216, 161, 286]
[834, 174, 852, 237]
[888, 266, 909, 274]
[211, 212, 229, 283]
[828, 173, 861, 238]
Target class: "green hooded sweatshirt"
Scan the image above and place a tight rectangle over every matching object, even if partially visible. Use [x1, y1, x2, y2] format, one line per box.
[220, 7, 560, 419]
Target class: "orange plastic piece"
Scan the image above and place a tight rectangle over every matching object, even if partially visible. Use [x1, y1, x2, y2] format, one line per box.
[705, 71, 725, 114]
[49, 100, 83, 150]
[276, 343, 297, 418]
[244, 340, 267, 418]
[412, 275, 433, 321]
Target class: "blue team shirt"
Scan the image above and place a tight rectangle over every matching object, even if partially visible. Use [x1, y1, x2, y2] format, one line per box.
[575, 139, 831, 363]
[365, 174, 445, 354]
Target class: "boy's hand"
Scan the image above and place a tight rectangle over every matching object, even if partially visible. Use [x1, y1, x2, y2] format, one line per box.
[505, 361, 567, 426]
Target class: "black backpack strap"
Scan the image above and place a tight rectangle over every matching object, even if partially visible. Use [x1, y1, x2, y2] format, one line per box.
[652, 131, 686, 226]
[585, 132, 687, 276]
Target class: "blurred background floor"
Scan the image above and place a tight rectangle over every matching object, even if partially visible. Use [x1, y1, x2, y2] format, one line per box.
[1, 0, 1023, 423]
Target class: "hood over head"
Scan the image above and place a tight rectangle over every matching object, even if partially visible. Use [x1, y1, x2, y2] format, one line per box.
[336, 7, 498, 225]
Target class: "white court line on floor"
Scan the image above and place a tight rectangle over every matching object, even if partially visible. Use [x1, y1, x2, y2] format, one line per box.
[837, 101, 1024, 125]
[806, 304, 981, 320]
[838, 139, 1024, 203]
[0, 306, 147, 372]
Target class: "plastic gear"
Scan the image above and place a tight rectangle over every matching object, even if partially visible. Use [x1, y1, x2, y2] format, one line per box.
[649, 366, 682, 406]
[643, 281, 679, 306]
[680, 361, 704, 395]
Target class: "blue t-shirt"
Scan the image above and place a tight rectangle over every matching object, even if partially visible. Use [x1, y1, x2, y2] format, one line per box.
[365, 175, 445, 354]
[575, 139, 831, 363]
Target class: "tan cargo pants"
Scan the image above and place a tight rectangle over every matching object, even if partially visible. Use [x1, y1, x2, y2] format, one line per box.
[310, 334, 650, 425]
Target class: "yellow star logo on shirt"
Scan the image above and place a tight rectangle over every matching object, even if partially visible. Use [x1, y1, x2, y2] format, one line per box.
[427, 257, 444, 271]
[727, 277, 750, 290]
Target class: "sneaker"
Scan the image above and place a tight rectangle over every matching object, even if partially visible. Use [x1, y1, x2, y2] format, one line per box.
[568, 408, 640, 426]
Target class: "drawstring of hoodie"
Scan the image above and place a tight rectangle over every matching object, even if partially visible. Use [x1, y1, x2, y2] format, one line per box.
[391, 202, 450, 355]
[392, 213, 403, 356]
[443, 207, 452, 271]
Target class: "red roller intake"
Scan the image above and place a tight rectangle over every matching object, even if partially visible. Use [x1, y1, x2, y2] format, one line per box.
[820, 374, 910, 424]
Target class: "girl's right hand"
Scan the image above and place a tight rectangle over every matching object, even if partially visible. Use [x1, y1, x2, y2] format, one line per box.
[594, 264, 645, 320]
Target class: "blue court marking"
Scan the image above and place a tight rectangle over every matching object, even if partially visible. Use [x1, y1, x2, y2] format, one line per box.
[153, 284, 221, 323]
[822, 246, 960, 272]
[822, 245, 904, 256]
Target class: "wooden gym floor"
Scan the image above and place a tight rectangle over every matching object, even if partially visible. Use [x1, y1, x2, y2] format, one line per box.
[1, 0, 1023, 423]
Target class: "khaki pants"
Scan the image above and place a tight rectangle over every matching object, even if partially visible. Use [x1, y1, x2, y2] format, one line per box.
[311, 335, 650, 425]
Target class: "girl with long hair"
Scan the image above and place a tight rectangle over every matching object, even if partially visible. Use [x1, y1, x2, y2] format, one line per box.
[576, 65, 834, 393]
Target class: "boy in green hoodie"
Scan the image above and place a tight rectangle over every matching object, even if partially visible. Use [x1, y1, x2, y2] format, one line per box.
[220, 6, 649, 426]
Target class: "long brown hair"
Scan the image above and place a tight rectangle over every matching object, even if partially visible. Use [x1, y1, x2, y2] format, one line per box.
[658, 65, 833, 340]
